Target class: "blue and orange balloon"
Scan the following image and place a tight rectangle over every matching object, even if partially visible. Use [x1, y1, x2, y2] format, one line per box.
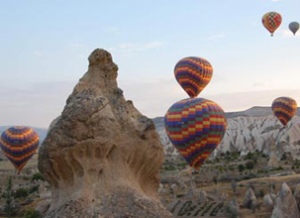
[262, 12, 282, 36]
[0, 126, 39, 173]
[164, 98, 227, 169]
[174, 57, 213, 98]
[272, 97, 297, 127]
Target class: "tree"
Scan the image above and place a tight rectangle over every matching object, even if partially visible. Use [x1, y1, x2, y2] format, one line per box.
[213, 175, 218, 185]
[231, 179, 237, 193]
[237, 164, 245, 172]
[31, 172, 45, 182]
[23, 208, 42, 218]
[245, 161, 254, 170]
[4, 176, 14, 217]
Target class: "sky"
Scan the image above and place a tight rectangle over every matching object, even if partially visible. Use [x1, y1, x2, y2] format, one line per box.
[1, 0, 300, 128]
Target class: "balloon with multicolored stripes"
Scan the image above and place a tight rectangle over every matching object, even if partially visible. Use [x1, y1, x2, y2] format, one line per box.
[0, 126, 39, 174]
[164, 98, 227, 170]
[272, 97, 297, 127]
[174, 56, 213, 98]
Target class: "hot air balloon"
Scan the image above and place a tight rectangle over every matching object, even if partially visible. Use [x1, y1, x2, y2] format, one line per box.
[164, 98, 227, 169]
[0, 126, 39, 173]
[271, 97, 297, 127]
[174, 56, 213, 98]
[262, 12, 282, 36]
[289, 21, 300, 35]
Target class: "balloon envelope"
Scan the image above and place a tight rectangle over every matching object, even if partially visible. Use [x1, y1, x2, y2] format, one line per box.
[164, 98, 227, 169]
[289, 21, 300, 35]
[262, 12, 282, 36]
[272, 97, 297, 126]
[174, 56, 213, 98]
[0, 126, 39, 173]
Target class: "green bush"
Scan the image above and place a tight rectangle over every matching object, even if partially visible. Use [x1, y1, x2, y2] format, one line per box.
[31, 173, 45, 182]
[23, 208, 42, 218]
[245, 161, 254, 170]
[256, 189, 265, 198]
[245, 152, 254, 160]
[237, 164, 245, 172]
[14, 188, 29, 198]
[29, 185, 39, 194]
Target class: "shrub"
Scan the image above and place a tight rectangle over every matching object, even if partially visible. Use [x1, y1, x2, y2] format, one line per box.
[31, 173, 45, 182]
[237, 164, 245, 172]
[14, 188, 28, 198]
[29, 185, 39, 194]
[256, 189, 265, 198]
[245, 152, 254, 160]
[23, 208, 42, 218]
[245, 161, 254, 170]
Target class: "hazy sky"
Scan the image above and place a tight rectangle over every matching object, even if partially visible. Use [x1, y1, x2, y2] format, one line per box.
[1, 0, 300, 128]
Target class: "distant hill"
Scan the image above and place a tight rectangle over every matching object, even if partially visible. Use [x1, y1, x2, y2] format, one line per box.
[225, 106, 300, 118]
[153, 106, 300, 123]
[153, 106, 300, 158]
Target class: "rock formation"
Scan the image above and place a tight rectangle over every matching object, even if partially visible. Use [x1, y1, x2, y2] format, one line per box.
[263, 194, 274, 211]
[154, 108, 300, 159]
[243, 187, 257, 210]
[224, 198, 239, 218]
[267, 139, 279, 169]
[271, 182, 299, 218]
[38, 49, 173, 218]
[294, 183, 300, 211]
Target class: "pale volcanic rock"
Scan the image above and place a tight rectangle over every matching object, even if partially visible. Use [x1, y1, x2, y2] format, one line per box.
[271, 182, 300, 218]
[38, 49, 173, 218]
[243, 187, 257, 209]
[154, 108, 300, 159]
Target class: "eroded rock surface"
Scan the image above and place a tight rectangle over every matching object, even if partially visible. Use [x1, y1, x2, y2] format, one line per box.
[271, 182, 299, 218]
[243, 187, 257, 210]
[38, 49, 173, 218]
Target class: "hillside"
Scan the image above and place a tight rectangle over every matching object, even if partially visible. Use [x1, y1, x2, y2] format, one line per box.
[2, 106, 300, 159]
[154, 106, 300, 158]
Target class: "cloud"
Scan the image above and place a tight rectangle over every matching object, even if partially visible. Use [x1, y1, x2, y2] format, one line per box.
[103, 26, 120, 34]
[2, 78, 300, 128]
[119, 77, 184, 118]
[204, 89, 300, 113]
[252, 82, 269, 88]
[68, 43, 88, 49]
[33, 51, 45, 57]
[110, 41, 165, 53]
[280, 29, 300, 38]
[119, 77, 300, 117]
[206, 33, 227, 41]
[0, 81, 75, 128]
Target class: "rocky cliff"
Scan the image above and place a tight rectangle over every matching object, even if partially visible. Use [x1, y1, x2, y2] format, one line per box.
[155, 107, 300, 159]
[38, 49, 173, 218]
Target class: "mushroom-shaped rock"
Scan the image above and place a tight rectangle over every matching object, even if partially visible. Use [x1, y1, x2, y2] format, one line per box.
[38, 49, 173, 218]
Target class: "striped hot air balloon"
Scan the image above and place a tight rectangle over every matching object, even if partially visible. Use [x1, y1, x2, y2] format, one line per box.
[262, 12, 282, 36]
[272, 97, 297, 127]
[174, 56, 213, 98]
[0, 126, 39, 173]
[164, 98, 227, 170]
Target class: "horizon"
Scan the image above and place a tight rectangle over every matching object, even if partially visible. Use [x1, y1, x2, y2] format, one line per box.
[1, 0, 300, 128]
[2, 104, 298, 128]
